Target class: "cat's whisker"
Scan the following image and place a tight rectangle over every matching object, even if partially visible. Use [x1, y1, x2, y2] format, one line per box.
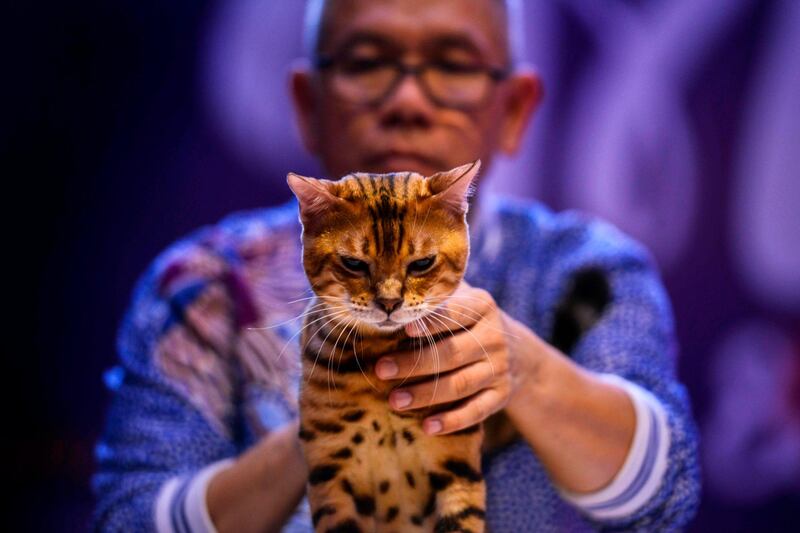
[423, 313, 461, 404]
[428, 321, 442, 405]
[324, 324, 345, 401]
[283, 294, 343, 306]
[314, 316, 344, 382]
[336, 317, 360, 375]
[306, 282, 351, 302]
[301, 311, 351, 383]
[350, 325, 380, 393]
[426, 309, 496, 378]
[423, 295, 485, 318]
[396, 318, 426, 389]
[436, 294, 506, 310]
[405, 316, 440, 402]
[425, 297, 523, 340]
[332, 316, 360, 383]
[274, 306, 348, 363]
[306, 309, 353, 382]
[328, 317, 358, 402]
[247, 300, 329, 331]
[423, 295, 464, 311]
[336, 322, 352, 378]
[423, 308, 466, 330]
[327, 326, 347, 403]
[438, 303, 519, 340]
[336, 319, 367, 399]
[427, 294, 496, 311]
[424, 296, 480, 313]
[356, 327, 365, 385]
[428, 320, 443, 405]
[305, 321, 345, 387]
[432, 303, 481, 323]
[301, 311, 348, 358]
[280, 293, 318, 305]
[279, 288, 315, 302]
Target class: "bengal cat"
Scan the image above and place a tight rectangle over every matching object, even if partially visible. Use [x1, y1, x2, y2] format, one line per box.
[287, 161, 486, 533]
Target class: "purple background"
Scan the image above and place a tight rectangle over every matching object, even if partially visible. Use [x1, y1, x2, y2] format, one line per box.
[10, 0, 799, 531]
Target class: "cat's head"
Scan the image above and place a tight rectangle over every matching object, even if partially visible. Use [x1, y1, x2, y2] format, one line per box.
[288, 161, 480, 334]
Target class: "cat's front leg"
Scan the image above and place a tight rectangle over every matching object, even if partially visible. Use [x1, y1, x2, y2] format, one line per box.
[307, 464, 375, 533]
[420, 428, 486, 533]
[430, 461, 486, 533]
[300, 402, 379, 533]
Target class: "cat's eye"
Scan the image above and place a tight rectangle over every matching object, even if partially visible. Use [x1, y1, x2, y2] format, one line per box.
[341, 256, 370, 274]
[408, 256, 436, 274]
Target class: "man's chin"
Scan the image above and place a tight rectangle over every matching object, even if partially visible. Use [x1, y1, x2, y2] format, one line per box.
[375, 156, 439, 175]
[361, 154, 447, 176]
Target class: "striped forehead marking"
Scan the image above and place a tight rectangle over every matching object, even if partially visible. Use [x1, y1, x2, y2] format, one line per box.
[342, 172, 419, 256]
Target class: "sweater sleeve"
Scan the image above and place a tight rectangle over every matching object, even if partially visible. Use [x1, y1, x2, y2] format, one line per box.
[541, 215, 701, 531]
[90, 241, 244, 532]
[556, 374, 672, 521]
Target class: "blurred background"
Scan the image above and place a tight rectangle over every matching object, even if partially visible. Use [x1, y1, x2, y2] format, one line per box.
[9, 0, 799, 531]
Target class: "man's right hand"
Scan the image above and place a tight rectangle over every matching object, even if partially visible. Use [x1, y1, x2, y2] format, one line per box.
[206, 420, 308, 533]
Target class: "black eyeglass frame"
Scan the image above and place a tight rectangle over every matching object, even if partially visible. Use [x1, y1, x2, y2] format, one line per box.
[313, 55, 512, 110]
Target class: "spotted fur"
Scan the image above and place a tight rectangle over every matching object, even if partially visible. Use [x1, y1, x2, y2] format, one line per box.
[288, 162, 486, 532]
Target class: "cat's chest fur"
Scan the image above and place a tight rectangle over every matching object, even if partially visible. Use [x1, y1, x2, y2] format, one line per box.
[298, 300, 486, 533]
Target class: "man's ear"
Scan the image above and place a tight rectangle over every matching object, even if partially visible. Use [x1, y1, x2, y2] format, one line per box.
[290, 61, 320, 155]
[499, 67, 543, 155]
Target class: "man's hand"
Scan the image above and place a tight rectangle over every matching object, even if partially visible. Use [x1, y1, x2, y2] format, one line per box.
[372, 281, 638, 494]
[374, 281, 536, 435]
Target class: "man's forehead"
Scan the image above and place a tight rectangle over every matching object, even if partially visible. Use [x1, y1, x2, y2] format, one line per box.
[317, 0, 509, 61]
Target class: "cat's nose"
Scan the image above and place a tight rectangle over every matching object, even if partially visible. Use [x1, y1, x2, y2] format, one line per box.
[375, 298, 403, 315]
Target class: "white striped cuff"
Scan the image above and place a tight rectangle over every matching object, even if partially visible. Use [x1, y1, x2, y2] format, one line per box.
[557, 373, 671, 520]
[154, 458, 235, 533]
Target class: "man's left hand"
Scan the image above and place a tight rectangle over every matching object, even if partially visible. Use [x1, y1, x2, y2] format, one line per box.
[375, 281, 535, 435]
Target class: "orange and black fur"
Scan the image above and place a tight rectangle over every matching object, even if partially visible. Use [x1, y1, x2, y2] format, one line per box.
[287, 162, 485, 533]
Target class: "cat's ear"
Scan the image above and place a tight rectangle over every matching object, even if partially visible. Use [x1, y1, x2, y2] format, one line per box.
[427, 160, 481, 214]
[287, 172, 345, 224]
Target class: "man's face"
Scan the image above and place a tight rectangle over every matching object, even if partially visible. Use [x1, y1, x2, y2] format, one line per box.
[294, 0, 536, 178]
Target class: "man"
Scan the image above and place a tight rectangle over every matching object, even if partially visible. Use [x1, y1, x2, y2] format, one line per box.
[92, 0, 700, 531]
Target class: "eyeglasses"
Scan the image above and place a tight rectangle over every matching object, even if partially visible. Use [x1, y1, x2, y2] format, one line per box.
[314, 54, 511, 110]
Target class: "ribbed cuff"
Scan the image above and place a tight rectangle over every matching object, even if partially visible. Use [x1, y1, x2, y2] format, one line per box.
[557, 373, 671, 520]
[154, 458, 236, 533]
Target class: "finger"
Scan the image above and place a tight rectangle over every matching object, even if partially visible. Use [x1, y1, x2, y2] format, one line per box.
[375, 329, 498, 380]
[423, 388, 506, 435]
[388, 361, 494, 410]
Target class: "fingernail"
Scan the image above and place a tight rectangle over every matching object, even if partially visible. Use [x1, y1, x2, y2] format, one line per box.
[376, 359, 398, 379]
[424, 419, 443, 434]
[392, 391, 412, 408]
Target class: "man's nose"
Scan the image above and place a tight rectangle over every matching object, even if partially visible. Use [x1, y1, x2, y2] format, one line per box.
[375, 297, 403, 314]
[380, 73, 435, 127]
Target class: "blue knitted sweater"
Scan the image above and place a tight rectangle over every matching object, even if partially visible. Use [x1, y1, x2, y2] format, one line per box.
[91, 196, 700, 532]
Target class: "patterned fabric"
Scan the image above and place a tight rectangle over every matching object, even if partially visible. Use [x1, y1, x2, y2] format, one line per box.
[91, 195, 700, 532]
